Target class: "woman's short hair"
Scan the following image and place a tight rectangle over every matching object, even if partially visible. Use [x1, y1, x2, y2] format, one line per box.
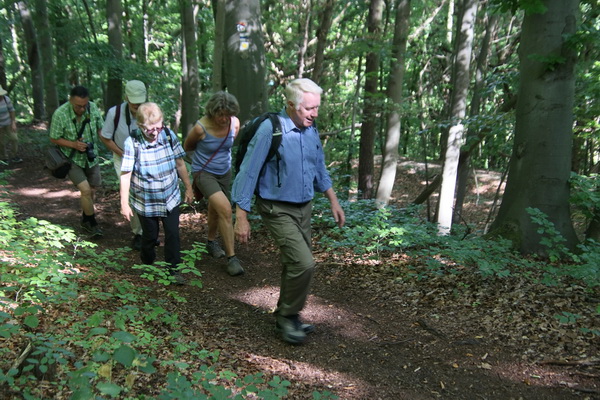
[205, 91, 240, 118]
[136, 102, 163, 126]
[285, 78, 323, 110]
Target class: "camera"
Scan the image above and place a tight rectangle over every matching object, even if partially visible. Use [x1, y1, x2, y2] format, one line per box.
[84, 142, 96, 161]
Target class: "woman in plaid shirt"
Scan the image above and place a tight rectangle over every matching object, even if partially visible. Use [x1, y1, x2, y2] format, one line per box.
[120, 102, 193, 284]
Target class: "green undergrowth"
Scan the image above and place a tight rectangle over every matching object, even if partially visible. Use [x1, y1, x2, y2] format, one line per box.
[0, 178, 336, 399]
[312, 196, 600, 289]
[312, 196, 599, 339]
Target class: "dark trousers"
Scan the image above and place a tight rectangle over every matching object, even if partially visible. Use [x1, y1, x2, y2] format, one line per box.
[138, 206, 181, 270]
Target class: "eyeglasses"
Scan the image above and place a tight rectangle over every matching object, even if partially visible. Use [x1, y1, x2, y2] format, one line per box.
[141, 125, 164, 135]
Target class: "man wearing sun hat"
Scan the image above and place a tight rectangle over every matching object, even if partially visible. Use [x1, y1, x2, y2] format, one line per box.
[0, 85, 21, 163]
[100, 80, 148, 250]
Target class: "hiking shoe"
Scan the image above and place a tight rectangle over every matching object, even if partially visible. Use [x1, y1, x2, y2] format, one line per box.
[10, 157, 23, 163]
[276, 314, 315, 334]
[91, 225, 103, 238]
[207, 240, 226, 258]
[276, 320, 315, 334]
[226, 256, 244, 276]
[276, 315, 307, 344]
[132, 234, 142, 250]
[81, 220, 93, 233]
[81, 221, 103, 237]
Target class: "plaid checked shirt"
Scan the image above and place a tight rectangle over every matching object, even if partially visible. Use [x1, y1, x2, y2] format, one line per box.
[49, 101, 104, 168]
[121, 128, 186, 217]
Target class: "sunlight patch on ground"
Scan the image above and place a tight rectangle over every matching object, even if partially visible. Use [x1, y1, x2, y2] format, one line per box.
[244, 353, 367, 398]
[229, 286, 371, 341]
[17, 187, 78, 199]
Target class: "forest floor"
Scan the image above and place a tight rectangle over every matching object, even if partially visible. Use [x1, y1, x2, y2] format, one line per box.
[1, 127, 599, 399]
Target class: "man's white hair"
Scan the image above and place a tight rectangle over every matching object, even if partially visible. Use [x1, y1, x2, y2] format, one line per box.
[285, 78, 323, 110]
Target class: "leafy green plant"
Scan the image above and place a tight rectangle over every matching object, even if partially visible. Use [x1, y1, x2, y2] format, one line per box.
[569, 172, 600, 220]
[527, 207, 571, 262]
[314, 199, 436, 258]
[0, 192, 331, 399]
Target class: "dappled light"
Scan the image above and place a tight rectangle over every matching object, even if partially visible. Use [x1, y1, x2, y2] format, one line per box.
[229, 286, 371, 341]
[1, 126, 597, 399]
[243, 353, 368, 398]
[16, 187, 78, 199]
[1, 0, 598, 397]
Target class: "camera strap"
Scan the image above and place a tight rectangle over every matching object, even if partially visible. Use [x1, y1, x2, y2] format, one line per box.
[72, 116, 91, 139]
[69, 115, 91, 159]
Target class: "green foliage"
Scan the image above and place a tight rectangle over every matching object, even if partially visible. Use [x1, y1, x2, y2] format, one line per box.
[0, 196, 320, 399]
[526, 207, 571, 262]
[131, 239, 204, 290]
[569, 173, 600, 219]
[489, 0, 547, 15]
[315, 199, 433, 257]
[313, 198, 600, 289]
[527, 54, 568, 71]
[525, 206, 599, 287]
[554, 311, 600, 337]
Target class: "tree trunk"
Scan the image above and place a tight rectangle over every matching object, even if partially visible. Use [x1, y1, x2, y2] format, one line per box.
[106, 0, 123, 111]
[453, 12, 499, 223]
[223, 0, 267, 123]
[342, 55, 362, 201]
[17, 1, 45, 120]
[311, 0, 335, 83]
[357, 0, 384, 199]
[33, 0, 59, 120]
[0, 42, 6, 89]
[296, 0, 311, 78]
[375, 0, 412, 206]
[179, 0, 200, 139]
[489, 0, 579, 255]
[437, 0, 478, 234]
[212, 0, 226, 92]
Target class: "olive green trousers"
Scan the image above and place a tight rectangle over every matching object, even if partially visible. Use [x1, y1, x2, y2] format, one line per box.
[257, 198, 315, 317]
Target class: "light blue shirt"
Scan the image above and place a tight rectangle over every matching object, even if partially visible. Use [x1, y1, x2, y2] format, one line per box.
[190, 120, 235, 175]
[232, 109, 332, 212]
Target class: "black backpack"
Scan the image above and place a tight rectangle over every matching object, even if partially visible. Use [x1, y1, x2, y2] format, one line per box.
[234, 113, 283, 182]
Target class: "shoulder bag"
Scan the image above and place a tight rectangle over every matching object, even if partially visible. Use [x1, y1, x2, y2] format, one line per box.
[45, 116, 91, 178]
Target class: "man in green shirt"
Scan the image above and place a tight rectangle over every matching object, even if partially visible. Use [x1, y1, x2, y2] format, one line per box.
[50, 86, 104, 237]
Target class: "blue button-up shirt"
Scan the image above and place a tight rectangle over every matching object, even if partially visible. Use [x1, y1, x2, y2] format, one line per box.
[232, 109, 333, 212]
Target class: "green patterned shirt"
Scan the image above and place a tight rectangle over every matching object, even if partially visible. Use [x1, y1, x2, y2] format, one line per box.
[49, 101, 104, 168]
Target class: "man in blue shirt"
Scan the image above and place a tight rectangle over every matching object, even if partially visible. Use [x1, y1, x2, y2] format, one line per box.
[232, 78, 345, 344]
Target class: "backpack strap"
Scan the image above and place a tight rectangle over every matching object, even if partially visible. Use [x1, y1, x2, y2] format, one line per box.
[112, 104, 121, 141]
[164, 127, 175, 149]
[112, 103, 134, 142]
[265, 114, 283, 188]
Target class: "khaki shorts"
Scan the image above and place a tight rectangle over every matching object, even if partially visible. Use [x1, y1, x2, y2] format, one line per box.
[193, 169, 232, 199]
[68, 163, 102, 187]
[0, 125, 18, 156]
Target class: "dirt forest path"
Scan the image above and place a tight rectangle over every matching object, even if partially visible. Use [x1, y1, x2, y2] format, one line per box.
[2, 154, 595, 400]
